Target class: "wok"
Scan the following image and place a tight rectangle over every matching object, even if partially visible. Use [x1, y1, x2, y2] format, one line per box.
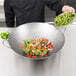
[2, 22, 65, 60]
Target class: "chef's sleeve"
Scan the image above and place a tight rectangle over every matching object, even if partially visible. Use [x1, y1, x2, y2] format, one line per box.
[4, 0, 15, 27]
[44, 0, 64, 15]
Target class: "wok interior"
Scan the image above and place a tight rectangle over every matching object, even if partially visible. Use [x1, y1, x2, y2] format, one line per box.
[8, 23, 65, 59]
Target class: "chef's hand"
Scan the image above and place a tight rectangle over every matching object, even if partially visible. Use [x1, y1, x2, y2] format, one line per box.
[62, 5, 75, 13]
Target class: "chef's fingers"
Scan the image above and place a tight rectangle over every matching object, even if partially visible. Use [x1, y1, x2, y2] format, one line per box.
[62, 6, 69, 12]
[62, 5, 75, 13]
[69, 7, 75, 13]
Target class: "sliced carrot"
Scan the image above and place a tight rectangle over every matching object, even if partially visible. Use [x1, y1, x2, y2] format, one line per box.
[27, 52, 30, 55]
[26, 48, 29, 50]
[32, 56, 37, 58]
[33, 49, 37, 50]
[44, 55, 47, 57]
[27, 55, 31, 58]
[20, 45, 24, 48]
[30, 52, 34, 55]
[39, 49, 41, 51]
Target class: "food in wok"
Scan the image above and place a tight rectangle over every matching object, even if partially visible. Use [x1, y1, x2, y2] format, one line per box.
[20, 38, 54, 58]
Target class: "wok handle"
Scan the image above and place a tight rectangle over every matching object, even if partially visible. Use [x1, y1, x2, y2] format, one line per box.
[47, 22, 66, 33]
[2, 39, 11, 49]
[60, 27, 66, 33]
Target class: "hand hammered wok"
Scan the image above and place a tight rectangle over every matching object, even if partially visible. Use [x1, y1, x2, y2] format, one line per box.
[3, 22, 65, 60]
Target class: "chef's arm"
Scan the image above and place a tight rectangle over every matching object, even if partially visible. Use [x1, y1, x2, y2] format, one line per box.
[44, 0, 64, 15]
[4, 0, 15, 27]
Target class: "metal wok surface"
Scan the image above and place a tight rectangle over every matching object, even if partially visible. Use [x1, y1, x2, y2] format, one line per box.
[7, 22, 65, 60]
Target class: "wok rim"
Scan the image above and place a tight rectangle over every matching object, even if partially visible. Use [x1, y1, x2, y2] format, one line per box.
[8, 22, 65, 60]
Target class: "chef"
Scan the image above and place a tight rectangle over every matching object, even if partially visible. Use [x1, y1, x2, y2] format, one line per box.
[4, 0, 75, 27]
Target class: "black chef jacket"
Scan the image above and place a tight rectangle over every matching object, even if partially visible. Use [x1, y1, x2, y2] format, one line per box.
[4, 0, 64, 27]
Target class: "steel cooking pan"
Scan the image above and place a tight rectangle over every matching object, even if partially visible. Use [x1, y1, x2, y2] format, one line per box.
[2, 22, 65, 60]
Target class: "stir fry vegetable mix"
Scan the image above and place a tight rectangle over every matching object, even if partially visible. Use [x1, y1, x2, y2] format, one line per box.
[0, 32, 10, 39]
[20, 38, 54, 58]
[55, 13, 76, 27]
